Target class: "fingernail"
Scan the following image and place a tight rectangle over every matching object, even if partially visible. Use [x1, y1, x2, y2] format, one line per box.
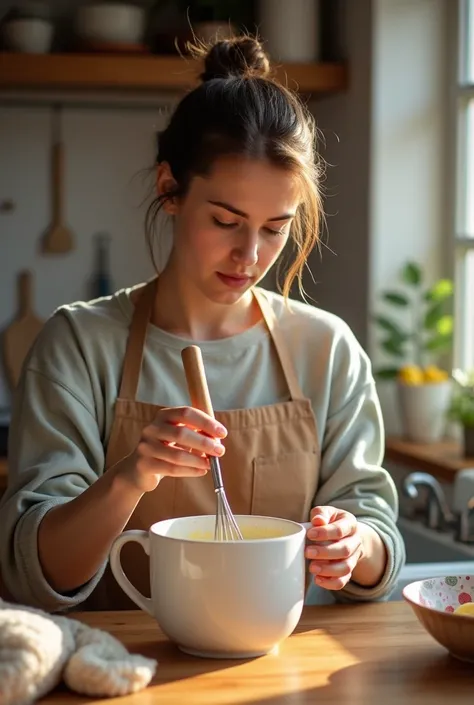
[214, 424, 227, 437]
[306, 547, 319, 558]
[213, 441, 225, 455]
[308, 529, 322, 540]
[310, 564, 321, 574]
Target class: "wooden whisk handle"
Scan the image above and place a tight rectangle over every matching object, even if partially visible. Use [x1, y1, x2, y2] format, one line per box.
[181, 345, 215, 419]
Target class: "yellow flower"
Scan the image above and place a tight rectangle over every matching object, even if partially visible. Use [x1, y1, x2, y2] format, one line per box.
[398, 365, 424, 385]
[423, 365, 449, 383]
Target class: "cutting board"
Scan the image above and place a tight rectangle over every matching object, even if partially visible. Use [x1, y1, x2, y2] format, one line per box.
[3, 270, 45, 389]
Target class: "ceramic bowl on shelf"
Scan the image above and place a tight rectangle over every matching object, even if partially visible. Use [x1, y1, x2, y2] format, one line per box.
[2, 17, 53, 53]
[76, 3, 145, 47]
[403, 574, 474, 662]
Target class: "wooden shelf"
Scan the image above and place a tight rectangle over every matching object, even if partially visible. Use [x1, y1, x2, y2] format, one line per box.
[385, 436, 474, 483]
[0, 52, 348, 95]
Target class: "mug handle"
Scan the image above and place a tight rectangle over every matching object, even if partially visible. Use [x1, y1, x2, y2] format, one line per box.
[109, 530, 153, 616]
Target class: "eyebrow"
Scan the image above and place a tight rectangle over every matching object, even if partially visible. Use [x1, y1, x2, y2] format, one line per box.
[208, 200, 295, 222]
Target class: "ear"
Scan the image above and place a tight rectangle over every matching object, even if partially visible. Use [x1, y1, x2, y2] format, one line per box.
[156, 162, 179, 215]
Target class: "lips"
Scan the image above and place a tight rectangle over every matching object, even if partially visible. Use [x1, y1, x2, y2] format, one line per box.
[216, 272, 254, 289]
[219, 273, 250, 281]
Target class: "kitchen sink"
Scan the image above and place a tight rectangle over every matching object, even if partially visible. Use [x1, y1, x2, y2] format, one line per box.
[398, 516, 474, 563]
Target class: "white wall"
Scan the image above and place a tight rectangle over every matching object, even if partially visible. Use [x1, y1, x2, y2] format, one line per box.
[0, 104, 169, 407]
[368, 0, 451, 433]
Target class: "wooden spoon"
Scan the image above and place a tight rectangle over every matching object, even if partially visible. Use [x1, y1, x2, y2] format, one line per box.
[42, 105, 74, 254]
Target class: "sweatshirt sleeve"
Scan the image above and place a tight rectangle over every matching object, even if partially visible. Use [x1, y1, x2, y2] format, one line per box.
[312, 325, 406, 602]
[0, 315, 108, 612]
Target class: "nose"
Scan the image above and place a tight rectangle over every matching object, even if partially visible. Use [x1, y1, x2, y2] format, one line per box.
[231, 231, 259, 267]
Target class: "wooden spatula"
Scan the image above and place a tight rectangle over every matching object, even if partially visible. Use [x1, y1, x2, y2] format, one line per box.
[42, 105, 74, 254]
[3, 270, 45, 389]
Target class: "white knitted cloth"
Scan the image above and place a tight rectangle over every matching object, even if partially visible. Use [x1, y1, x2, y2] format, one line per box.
[0, 598, 157, 705]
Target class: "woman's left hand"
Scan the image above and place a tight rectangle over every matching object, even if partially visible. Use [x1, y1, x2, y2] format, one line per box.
[305, 506, 363, 590]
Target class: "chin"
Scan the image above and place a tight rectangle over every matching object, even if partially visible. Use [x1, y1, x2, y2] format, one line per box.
[205, 279, 254, 304]
[207, 288, 249, 305]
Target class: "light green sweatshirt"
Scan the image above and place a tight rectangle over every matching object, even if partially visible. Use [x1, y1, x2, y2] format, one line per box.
[0, 284, 405, 611]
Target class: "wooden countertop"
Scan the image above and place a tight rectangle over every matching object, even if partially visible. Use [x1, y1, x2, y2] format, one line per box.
[385, 436, 474, 483]
[40, 602, 473, 704]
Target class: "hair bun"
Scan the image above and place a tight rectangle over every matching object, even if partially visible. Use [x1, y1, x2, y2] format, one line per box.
[200, 36, 271, 83]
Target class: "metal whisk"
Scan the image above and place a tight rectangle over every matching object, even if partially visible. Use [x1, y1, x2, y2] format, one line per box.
[181, 345, 243, 542]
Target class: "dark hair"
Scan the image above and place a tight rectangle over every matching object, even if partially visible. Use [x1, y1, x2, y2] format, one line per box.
[146, 35, 323, 298]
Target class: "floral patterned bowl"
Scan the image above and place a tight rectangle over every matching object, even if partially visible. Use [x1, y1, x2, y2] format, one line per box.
[403, 574, 474, 662]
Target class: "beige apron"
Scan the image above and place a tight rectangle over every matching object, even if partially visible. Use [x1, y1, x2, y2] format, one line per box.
[88, 278, 320, 610]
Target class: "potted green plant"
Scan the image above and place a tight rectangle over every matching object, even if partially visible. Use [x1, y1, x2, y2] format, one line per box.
[373, 261, 454, 443]
[448, 369, 474, 457]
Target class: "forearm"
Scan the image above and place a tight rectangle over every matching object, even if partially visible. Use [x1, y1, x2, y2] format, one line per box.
[38, 457, 144, 593]
[351, 521, 388, 588]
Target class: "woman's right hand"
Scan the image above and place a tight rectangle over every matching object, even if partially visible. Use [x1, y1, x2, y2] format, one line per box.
[119, 406, 227, 493]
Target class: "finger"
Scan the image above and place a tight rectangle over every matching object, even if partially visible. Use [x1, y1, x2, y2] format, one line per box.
[312, 574, 351, 591]
[310, 505, 336, 526]
[308, 551, 360, 579]
[137, 439, 210, 471]
[136, 455, 209, 478]
[145, 422, 225, 457]
[159, 407, 227, 438]
[305, 533, 361, 561]
[307, 515, 357, 542]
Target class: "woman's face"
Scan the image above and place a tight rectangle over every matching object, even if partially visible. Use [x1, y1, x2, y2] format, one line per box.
[158, 156, 300, 305]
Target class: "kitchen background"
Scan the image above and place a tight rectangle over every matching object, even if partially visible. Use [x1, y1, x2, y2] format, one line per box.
[0, 0, 451, 433]
[3, 0, 474, 596]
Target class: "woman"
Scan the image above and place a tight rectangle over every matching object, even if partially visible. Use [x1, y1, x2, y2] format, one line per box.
[0, 36, 405, 613]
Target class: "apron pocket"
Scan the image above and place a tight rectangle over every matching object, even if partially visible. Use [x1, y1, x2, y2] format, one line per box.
[251, 450, 319, 523]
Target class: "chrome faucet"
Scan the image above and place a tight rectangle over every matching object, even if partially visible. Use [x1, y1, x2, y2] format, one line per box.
[456, 496, 474, 543]
[451, 469, 474, 543]
[402, 472, 455, 531]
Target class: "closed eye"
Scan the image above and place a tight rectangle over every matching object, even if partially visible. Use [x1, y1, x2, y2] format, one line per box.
[213, 217, 238, 229]
[213, 216, 285, 236]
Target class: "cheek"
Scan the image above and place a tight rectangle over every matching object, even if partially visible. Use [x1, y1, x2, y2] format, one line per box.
[260, 235, 289, 265]
[174, 213, 221, 262]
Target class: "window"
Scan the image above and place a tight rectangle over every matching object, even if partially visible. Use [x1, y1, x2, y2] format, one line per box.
[454, 0, 474, 368]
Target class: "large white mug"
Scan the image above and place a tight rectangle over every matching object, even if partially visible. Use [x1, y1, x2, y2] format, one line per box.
[109, 514, 311, 659]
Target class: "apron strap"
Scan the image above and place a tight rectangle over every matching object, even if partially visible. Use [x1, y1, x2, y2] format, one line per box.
[253, 288, 305, 402]
[118, 279, 304, 403]
[118, 278, 157, 400]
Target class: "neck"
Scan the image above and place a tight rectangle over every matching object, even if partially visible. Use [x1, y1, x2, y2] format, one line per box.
[151, 265, 259, 340]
